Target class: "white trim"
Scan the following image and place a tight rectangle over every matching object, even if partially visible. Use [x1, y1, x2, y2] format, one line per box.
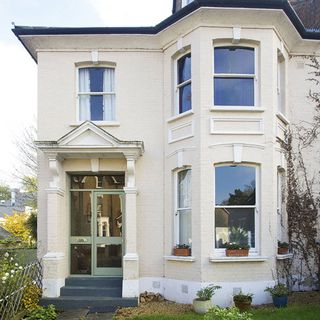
[276, 112, 290, 125]
[210, 117, 264, 135]
[70, 121, 120, 127]
[164, 255, 196, 262]
[123, 253, 139, 261]
[210, 106, 265, 112]
[168, 121, 194, 143]
[209, 142, 265, 150]
[276, 253, 293, 260]
[167, 109, 194, 123]
[209, 256, 268, 262]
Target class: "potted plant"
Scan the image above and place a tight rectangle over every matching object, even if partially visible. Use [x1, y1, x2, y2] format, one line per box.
[265, 283, 290, 308]
[277, 241, 289, 254]
[233, 291, 253, 312]
[225, 243, 250, 257]
[193, 284, 221, 314]
[173, 244, 191, 256]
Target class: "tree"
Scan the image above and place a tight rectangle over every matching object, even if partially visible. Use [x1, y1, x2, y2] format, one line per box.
[0, 183, 11, 201]
[3, 212, 31, 243]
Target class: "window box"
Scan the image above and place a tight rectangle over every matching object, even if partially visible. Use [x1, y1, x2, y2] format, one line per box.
[173, 247, 191, 257]
[277, 247, 289, 255]
[225, 249, 249, 257]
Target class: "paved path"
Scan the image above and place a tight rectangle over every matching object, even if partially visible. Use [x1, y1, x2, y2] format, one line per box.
[57, 309, 114, 320]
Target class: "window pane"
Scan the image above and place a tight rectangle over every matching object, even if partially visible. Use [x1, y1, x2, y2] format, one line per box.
[178, 209, 191, 245]
[214, 47, 254, 74]
[71, 244, 91, 275]
[215, 208, 255, 248]
[96, 244, 122, 268]
[178, 54, 191, 84]
[215, 166, 255, 206]
[71, 191, 91, 237]
[90, 95, 104, 120]
[89, 68, 104, 92]
[178, 169, 191, 208]
[179, 83, 192, 113]
[71, 175, 125, 189]
[214, 77, 254, 106]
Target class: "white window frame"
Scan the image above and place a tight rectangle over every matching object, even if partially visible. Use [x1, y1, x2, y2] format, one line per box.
[181, 0, 193, 8]
[214, 164, 260, 256]
[277, 52, 286, 116]
[175, 52, 192, 115]
[213, 44, 259, 108]
[76, 66, 116, 122]
[174, 168, 192, 247]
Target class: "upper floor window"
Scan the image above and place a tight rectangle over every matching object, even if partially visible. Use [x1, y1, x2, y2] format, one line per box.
[176, 53, 192, 114]
[175, 169, 192, 246]
[214, 47, 255, 107]
[181, 0, 193, 8]
[277, 54, 286, 115]
[78, 67, 115, 121]
[215, 165, 257, 251]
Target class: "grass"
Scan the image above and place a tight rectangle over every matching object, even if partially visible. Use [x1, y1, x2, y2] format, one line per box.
[126, 305, 320, 320]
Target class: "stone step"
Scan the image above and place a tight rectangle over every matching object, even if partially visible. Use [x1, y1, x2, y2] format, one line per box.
[60, 286, 122, 297]
[64, 277, 122, 288]
[41, 296, 138, 313]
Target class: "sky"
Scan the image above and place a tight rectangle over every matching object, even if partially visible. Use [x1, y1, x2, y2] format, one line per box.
[0, 0, 172, 188]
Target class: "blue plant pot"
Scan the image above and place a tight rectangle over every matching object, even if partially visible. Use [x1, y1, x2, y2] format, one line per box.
[272, 295, 288, 308]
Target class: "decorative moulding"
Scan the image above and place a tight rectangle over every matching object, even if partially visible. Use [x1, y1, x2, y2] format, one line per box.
[209, 256, 268, 263]
[168, 121, 194, 143]
[164, 255, 196, 262]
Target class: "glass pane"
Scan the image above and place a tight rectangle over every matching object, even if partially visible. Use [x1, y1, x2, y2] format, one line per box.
[178, 53, 191, 84]
[214, 47, 254, 74]
[79, 95, 91, 120]
[97, 195, 122, 237]
[178, 209, 191, 245]
[90, 95, 104, 120]
[89, 68, 104, 92]
[71, 244, 91, 275]
[215, 208, 255, 248]
[178, 169, 191, 208]
[71, 192, 91, 236]
[104, 94, 116, 121]
[71, 175, 125, 189]
[214, 77, 254, 106]
[179, 83, 192, 113]
[96, 244, 122, 268]
[215, 166, 255, 206]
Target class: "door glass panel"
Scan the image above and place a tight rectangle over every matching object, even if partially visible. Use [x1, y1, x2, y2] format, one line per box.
[71, 191, 91, 236]
[96, 244, 122, 268]
[71, 175, 125, 189]
[96, 195, 122, 237]
[70, 244, 91, 275]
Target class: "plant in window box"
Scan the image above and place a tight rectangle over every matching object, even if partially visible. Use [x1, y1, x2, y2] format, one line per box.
[277, 241, 289, 254]
[173, 244, 191, 256]
[193, 284, 221, 314]
[233, 291, 253, 312]
[225, 243, 250, 257]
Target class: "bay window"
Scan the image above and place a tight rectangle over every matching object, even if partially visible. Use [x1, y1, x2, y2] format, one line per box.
[176, 53, 192, 114]
[215, 165, 258, 250]
[175, 169, 192, 246]
[214, 47, 255, 107]
[78, 67, 115, 121]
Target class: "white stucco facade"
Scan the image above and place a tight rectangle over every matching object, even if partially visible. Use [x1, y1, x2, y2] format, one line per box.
[14, 1, 320, 306]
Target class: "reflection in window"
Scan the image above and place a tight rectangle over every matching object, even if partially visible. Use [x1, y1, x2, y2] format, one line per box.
[177, 54, 192, 114]
[71, 175, 125, 189]
[214, 47, 255, 106]
[176, 169, 192, 246]
[215, 165, 257, 249]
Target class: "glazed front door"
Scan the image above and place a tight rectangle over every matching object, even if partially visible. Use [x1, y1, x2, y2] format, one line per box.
[93, 193, 123, 276]
[70, 190, 123, 276]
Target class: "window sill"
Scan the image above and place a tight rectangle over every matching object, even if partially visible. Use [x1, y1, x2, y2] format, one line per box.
[276, 253, 293, 260]
[209, 256, 268, 263]
[70, 121, 120, 127]
[276, 113, 290, 125]
[164, 255, 196, 262]
[210, 106, 265, 112]
[167, 110, 194, 123]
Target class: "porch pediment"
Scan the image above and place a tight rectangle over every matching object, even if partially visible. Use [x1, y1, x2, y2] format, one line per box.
[35, 121, 144, 159]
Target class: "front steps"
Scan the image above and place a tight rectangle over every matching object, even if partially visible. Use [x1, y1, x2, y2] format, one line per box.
[41, 277, 138, 313]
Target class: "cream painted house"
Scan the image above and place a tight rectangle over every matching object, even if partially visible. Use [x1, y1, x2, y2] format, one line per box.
[13, 0, 320, 311]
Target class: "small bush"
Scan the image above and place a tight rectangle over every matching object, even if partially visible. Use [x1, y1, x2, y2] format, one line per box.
[204, 307, 252, 320]
[195, 284, 221, 301]
[24, 305, 57, 320]
[22, 283, 42, 311]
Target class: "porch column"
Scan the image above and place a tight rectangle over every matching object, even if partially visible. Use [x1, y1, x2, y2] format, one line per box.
[123, 153, 139, 298]
[42, 154, 66, 297]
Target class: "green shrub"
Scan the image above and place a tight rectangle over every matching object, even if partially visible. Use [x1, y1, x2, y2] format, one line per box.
[195, 284, 221, 301]
[204, 307, 252, 320]
[24, 305, 57, 320]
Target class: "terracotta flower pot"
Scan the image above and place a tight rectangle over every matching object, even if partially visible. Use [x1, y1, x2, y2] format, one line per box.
[173, 248, 191, 256]
[277, 247, 289, 254]
[234, 300, 252, 312]
[226, 249, 249, 257]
